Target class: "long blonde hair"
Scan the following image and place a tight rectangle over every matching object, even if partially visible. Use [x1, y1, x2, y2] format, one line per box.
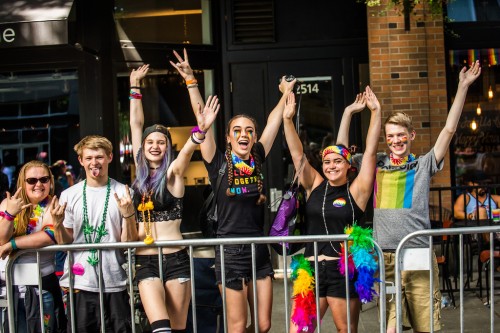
[14, 161, 54, 236]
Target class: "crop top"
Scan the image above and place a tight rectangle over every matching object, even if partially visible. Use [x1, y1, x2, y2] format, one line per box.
[133, 188, 183, 222]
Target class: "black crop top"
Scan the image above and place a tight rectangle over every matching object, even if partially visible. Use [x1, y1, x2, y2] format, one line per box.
[304, 181, 364, 257]
[133, 188, 183, 222]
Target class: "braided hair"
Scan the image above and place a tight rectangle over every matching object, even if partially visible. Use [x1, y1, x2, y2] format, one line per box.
[225, 115, 266, 205]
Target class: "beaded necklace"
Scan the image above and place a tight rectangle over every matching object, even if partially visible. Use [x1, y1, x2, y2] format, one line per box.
[82, 178, 111, 266]
[231, 152, 255, 175]
[321, 181, 355, 255]
[389, 153, 416, 166]
[138, 190, 154, 245]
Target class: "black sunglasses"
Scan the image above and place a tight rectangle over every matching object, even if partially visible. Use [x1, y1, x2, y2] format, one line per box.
[25, 176, 51, 185]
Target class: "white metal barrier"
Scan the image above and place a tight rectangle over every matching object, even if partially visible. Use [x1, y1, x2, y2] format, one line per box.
[393, 225, 500, 333]
[2, 234, 386, 333]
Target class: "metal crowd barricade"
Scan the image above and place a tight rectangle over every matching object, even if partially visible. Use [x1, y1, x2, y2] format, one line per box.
[3, 234, 386, 333]
[393, 225, 500, 333]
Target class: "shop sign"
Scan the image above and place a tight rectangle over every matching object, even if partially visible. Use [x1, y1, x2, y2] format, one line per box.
[0, 21, 68, 48]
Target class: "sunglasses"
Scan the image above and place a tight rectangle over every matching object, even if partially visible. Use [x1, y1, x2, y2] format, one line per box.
[25, 176, 51, 185]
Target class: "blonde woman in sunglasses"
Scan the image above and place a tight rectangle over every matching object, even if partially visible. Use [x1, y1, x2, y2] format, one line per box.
[0, 160, 67, 333]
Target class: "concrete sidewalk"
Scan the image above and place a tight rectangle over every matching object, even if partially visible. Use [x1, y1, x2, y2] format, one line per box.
[269, 279, 500, 333]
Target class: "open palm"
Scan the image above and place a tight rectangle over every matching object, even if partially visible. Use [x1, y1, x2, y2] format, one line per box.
[345, 93, 366, 114]
[196, 95, 220, 132]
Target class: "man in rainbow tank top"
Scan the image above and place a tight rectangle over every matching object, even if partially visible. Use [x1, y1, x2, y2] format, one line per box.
[337, 61, 481, 333]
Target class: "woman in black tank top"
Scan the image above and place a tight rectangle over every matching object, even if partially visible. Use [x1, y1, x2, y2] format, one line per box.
[283, 87, 381, 333]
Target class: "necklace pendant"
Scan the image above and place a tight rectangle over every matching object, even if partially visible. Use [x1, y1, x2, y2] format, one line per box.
[144, 235, 154, 245]
[87, 250, 99, 266]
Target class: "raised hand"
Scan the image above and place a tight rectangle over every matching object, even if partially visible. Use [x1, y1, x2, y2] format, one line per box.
[170, 48, 195, 80]
[364, 86, 380, 112]
[283, 92, 296, 120]
[4, 188, 31, 217]
[49, 196, 67, 229]
[279, 76, 297, 94]
[345, 93, 366, 115]
[459, 60, 481, 88]
[130, 64, 149, 84]
[114, 185, 135, 218]
[196, 95, 220, 132]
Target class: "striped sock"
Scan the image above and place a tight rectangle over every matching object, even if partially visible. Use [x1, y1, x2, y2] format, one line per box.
[150, 319, 171, 333]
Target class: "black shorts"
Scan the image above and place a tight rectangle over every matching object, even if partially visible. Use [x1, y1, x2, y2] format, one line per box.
[66, 290, 131, 333]
[215, 244, 274, 291]
[312, 260, 358, 299]
[135, 248, 191, 284]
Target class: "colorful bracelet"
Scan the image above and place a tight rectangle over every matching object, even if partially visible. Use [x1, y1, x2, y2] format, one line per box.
[10, 238, 17, 250]
[190, 133, 205, 145]
[186, 79, 198, 86]
[191, 126, 207, 135]
[129, 90, 143, 100]
[0, 211, 14, 222]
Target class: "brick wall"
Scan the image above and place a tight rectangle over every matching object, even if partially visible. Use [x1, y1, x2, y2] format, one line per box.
[367, 1, 451, 208]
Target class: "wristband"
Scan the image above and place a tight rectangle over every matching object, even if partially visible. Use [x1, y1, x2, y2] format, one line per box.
[0, 211, 14, 222]
[130, 86, 141, 90]
[187, 84, 198, 89]
[191, 126, 207, 135]
[186, 79, 197, 86]
[191, 133, 205, 145]
[10, 238, 17, 250]
[129, 90, 143, 100]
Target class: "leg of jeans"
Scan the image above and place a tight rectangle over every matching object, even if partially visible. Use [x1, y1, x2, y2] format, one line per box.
[42, 290, 56, 332]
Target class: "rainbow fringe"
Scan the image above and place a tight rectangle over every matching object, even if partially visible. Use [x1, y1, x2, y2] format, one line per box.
[291, 254, 317, 332]
[338, 223, 379, 303]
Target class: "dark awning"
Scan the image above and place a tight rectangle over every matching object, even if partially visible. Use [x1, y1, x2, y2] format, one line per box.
[0, 0, 74, 48]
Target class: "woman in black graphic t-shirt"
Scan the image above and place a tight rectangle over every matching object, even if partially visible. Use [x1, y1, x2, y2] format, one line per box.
[171, 49, 296, 333]
[283, 87, 381, 333]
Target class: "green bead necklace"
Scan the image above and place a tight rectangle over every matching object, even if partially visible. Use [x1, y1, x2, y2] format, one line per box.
[82, 177, 111, 266]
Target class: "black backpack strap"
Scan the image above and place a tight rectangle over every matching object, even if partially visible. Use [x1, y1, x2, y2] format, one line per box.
[206, 161, 227, 206]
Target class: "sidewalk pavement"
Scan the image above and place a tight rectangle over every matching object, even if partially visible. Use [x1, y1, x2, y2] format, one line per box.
[269, 278, 500, 333]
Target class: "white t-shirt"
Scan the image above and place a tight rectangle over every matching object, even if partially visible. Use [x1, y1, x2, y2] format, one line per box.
[59, 178, 133, 293]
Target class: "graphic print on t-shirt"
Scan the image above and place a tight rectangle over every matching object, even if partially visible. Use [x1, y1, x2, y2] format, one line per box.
[333, 198, 346, 207]
[374, 166, 416, 209]
[230, 168, 259, 195]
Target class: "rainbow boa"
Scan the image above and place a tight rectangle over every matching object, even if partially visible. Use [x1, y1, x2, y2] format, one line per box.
[338, 223, 379, 303]
[291, 254, 316, 332]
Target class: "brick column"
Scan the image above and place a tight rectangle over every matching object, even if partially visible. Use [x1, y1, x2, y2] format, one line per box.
[367, 1, 451, 206]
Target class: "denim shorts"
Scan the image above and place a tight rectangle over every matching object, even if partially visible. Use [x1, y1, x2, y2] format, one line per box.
[135, 248, 191, 283]
[215, 244, 274, 291]
[312, 260, 358, 298]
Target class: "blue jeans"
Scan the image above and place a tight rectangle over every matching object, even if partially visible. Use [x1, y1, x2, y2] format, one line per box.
[16, 289, 55, 333]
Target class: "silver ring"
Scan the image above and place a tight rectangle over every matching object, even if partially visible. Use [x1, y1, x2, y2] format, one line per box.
[176, 62, 181, 67]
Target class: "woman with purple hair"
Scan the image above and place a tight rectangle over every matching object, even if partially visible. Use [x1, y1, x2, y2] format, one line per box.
[129, 65, 219, 333]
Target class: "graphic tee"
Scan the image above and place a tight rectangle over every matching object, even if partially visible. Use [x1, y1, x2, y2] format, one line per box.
[205, 143, 266, 237]
[353, 149, 443, 249]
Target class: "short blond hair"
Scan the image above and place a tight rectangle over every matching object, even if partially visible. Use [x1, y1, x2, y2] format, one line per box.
[74, 135, 113, 157]
[384, 112, 414, 133]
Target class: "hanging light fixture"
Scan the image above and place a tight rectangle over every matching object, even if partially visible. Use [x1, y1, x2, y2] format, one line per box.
[471, 119, 477, 131]
[476, 103, 482, 115]
[488, 86, 494, 99]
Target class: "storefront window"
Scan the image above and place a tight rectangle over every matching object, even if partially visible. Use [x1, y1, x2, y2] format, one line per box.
[448, 0, 500, 22]
[449, 48, 500, 184]
[0, 70, 79, 169]
[114, 0, 212, 45]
